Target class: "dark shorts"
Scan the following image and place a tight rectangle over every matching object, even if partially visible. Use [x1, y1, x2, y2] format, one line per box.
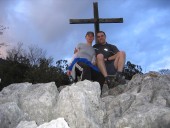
[105, 60, 117, 75]
[95, 52, 117, 75]
[75, 62, 105, 90]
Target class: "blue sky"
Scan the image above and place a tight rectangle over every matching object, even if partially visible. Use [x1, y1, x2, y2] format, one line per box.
[0, 0, 170, 72]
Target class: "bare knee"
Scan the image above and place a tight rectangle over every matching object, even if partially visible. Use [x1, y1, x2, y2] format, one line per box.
[96, 54, 104, 60]
[117, 51, 126, 58]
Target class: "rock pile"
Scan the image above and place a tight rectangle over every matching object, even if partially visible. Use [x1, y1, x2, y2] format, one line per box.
[0, 72, 170, 128]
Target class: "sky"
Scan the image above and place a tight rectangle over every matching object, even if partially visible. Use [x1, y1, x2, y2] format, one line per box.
[0, 0, 170, 73]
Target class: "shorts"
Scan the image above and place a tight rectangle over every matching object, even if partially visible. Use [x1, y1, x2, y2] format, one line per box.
[75, 62, 105, 90]
[105, 60, 117, 75]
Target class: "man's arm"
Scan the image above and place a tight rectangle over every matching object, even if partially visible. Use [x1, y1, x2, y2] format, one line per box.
[107, 44, 119, 61]
[107, 54, 117, 61]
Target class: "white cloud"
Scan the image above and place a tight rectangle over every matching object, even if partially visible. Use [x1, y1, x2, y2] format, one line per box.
[1, 0, 170, 72]
[148, 56, 170, 71]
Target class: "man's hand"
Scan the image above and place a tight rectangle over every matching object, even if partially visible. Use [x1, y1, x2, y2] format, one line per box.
[67, 70, 71, 76]
[105, 54, 117, 61]
[104, 57, 109, 61]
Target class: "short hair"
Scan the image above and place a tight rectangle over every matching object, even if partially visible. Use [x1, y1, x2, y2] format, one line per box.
[86, 31, 94, 36]
[97, 31, 106, 36]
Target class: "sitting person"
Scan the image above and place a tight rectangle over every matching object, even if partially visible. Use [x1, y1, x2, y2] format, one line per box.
[93, 31, 126, 88]
[67, 31, 105, 90]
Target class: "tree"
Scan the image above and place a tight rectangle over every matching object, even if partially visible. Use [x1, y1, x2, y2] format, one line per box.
[6, 43, 47, 66]
[1, 42, 29, 89]
[6, 42, 26, 62]
[27, 45, 46, 65]
[56, 59, 69, 73]
[0, 43, 71, 91]
[0, 43, 8, 48]
[23, 58, 70, 87]
[0, 25, 7, 35]
[159, 69, 170, 75]
[55, 60, 70, 86]
[123, 61, 143, 80]
[0, 59, 30, 90]
[0, 25, 9, 57]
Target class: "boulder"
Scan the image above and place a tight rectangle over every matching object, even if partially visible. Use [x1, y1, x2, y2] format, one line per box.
[1, 72, 170, 128]
[16, 121, 37, 128]
[0, 102, 27, 128]
[0, 82, 59, 127]
[102, 72, 170, 128]
[16, 118, 70, 128]
[55, 80, 105, 128]
[19, 82, 59, 125]
[37, 118, 70, 128]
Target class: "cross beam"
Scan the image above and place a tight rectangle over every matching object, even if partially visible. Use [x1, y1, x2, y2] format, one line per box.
[70, 18, 124, 24]
[70, 2, 123, 43]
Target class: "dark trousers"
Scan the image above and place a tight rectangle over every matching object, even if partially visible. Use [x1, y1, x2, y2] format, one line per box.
[75, 62, 105, 90]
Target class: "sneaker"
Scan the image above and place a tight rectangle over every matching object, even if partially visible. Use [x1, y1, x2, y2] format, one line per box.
[115, 72, 126, 84]
[105, 76, 114, 89]
[105, 76, 111, 86]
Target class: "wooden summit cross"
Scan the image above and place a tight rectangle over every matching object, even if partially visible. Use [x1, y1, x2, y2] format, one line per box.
[70, 2, 123, 43]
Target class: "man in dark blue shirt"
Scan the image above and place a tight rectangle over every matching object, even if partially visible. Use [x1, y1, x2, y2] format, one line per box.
[93, 31, 126, 88]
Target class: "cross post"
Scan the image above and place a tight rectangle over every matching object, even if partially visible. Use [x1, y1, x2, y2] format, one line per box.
[70, 2, 123, 43]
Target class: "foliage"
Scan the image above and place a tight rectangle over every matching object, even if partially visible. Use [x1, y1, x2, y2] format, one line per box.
[27, 45, 46, 65]
[56, 59, 69, 73]
[0, 44, 71, 91]
[0, 25, 8, 35]
[159, 69, 170, 75]
[24, 58, 70, 87]
[0, 58, 29, 88]
[0, 25, 8, 31]
[123, 61, 143, 80]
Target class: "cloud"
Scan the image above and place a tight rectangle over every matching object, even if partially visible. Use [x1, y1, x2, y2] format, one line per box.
[0, 0, 97, 58]
[11, 0, 96, 42]
[103, 0, 170, 72]
[148, 56, 170, 71]
[0, 0, 170, 72]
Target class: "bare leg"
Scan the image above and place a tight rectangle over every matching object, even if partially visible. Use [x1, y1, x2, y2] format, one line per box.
[96, 54, 108, 77]
[114, 51, 126, 72]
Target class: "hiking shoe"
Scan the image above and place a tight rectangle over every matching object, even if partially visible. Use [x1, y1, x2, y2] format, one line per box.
[115, 72, 126, 84]
[105, 75, 116, 89]
[105, 76, 111, 88]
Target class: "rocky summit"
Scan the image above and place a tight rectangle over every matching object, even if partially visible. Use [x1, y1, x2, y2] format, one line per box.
[0, 72, 170, 128]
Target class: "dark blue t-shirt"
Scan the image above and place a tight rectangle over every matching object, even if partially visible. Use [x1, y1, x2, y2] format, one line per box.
[93, 42, 119, 75]
[93, 42, 119, 58]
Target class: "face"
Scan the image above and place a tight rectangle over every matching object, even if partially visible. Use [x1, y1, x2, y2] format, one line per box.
[86, 34, 94, 43]
[97, 32, 106, 44]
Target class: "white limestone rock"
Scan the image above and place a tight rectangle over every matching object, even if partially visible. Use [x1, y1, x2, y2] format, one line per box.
[19, 82, 59, 125]
[16, 121, 37, 128]
[103, 73, 170, 128]
[0, 82, 59, 126]
[37, 118, 70, 128]
[1, 72, 170, 128]
[55, 80, 105, 128]
[0, 102, 28, 128]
